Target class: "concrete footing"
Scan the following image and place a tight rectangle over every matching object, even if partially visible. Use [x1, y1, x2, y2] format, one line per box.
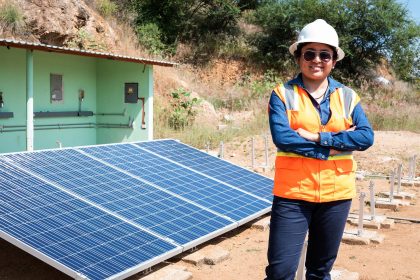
[347, 214, 393, 229]
[182, 245, 230, 266]
[400, 178, 420, 187]
[368, 198, 410, 210]
[251, 216, 270, 231]
[342, 229, 384, 245]
[331, 268, 359, 280]
[141, 265, 192, 280]
[379, 191, 416, 200]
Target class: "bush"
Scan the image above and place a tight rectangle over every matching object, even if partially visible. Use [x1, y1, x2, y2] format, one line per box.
[136, 23, 168, 55]
[0, 0, 24, 32]
[167, 88, 200, 130]
[96, 0, 117, 18]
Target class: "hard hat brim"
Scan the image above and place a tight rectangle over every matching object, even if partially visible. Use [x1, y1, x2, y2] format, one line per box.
[289, 41, 345, 61]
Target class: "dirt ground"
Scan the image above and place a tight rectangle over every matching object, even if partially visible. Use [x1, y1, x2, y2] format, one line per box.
[1, 131, 419, 280]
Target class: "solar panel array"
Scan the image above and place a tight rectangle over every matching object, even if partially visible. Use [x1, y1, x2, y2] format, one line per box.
[0, 140, 273, 280]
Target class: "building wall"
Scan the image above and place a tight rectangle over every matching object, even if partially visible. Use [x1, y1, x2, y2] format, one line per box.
[0, 46, 152, 154]
[33, 51, 98, 150]
[96, 60, 151, 144]
[0, 47, 28, 153]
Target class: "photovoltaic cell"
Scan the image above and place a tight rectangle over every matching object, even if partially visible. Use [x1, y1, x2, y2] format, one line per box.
[80, 144, 271, 222]
[0, 160, 178, 280]
[4, 149, 234, 246]
[1, 139, 273, 279]
[136, 140, 274, 201]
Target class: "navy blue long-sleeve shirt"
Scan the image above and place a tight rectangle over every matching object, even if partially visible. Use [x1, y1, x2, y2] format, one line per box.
[269, 74, 374, 160]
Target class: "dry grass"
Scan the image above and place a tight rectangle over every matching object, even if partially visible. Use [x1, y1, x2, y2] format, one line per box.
[361, 80, 420, 132]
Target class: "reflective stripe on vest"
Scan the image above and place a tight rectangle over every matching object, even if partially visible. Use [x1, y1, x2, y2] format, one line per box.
[276, 151, 353, 160]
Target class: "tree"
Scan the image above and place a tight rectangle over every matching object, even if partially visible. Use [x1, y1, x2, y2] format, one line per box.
[126, 0, 241, 55]
[248, 0, 420, 81]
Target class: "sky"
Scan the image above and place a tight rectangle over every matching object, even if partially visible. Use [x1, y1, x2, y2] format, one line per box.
[396, 0, 420, 23]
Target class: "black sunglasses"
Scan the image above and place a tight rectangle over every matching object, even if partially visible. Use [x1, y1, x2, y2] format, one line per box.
[303, 50, 333, 62]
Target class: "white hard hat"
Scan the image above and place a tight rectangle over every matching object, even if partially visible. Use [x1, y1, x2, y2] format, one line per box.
[289, 19, 345, 61]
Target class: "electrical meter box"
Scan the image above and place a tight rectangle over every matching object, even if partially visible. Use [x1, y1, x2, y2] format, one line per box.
[124, 83, 138, 103]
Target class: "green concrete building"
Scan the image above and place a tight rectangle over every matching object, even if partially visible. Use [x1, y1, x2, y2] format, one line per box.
[0, 39, 175, 153]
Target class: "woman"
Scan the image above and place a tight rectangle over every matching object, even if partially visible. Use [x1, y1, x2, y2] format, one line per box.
[266, 19, 374, 280]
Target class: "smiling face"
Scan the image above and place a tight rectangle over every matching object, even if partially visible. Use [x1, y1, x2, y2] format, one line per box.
[297, 42, 337, 83]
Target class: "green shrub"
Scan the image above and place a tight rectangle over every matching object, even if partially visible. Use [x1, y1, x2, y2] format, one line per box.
[167, 88, 200, 130]
[136, 23, 168, 55]
[0, 1, 24, 32]
[96, 0, 117, 18]
[250, 69, 280, 100]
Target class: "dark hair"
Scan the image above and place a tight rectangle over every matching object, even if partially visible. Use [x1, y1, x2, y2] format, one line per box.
[294, 43, 338, 60]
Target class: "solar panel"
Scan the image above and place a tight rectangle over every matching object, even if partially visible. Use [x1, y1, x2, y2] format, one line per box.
[136, 140, 274, 201]
[79, 144, 271, 223]
[1, 139, 274, 279]
[4, 149, 236, 247]
[0, 160, 180, 280]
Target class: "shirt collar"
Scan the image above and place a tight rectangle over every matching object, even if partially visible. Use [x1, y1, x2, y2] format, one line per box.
[287, 73, 343, 95]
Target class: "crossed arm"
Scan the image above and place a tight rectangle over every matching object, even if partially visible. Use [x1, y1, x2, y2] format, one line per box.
[268, 92, 374, 159]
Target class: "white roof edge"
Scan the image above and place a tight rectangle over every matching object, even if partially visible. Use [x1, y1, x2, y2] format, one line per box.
[0, 38, 177, 67]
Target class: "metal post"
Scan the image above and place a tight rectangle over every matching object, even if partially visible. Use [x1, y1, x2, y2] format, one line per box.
[296, 239, 308, 280]
[219, 141, 224, 159]
[56, 140, 62, 149]
[397, 164, 402, 194]
[358, 192, 366, 236]
[369, 181, 376, 220]
[409, 156, 415, 180]
[26, 50, 34, 151]
[251, 137, 255, 168]
[206, 142, 210, 153]
[389, 169, 395, 202]
[264, 134, 269, 168]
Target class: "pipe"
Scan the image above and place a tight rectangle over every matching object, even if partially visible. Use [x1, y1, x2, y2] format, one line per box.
[95, 109, 126, 116]
[0, 122, 133, 133]
[386, 216, 420, 224]
[2, 121, 133, 128]
[26, 49, 34, 151]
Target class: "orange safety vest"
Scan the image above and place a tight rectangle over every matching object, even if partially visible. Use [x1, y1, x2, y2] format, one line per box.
[273, 83, 360, 203]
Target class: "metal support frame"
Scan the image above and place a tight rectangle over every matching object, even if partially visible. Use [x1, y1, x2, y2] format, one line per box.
[251, 137, 255, 168]
[358, 192, 365, 236]
[264, 134, 269, 168]
[219, 141, 224, 159]
[389, 169, 395, 202]
[296, 238, 308, 280]
[396, 164, 402, 194]
[369, 181, 376, 220]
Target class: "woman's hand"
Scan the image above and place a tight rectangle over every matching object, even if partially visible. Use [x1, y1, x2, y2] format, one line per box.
[329, 149, 340, 156]
[296, 128, 320, 142]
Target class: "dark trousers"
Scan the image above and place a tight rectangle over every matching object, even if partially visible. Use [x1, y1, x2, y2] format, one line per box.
[265, 196, 351, 280]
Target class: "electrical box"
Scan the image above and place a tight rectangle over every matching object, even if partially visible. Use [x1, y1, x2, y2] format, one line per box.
[124, 83, 138, 103]
[50, 74, 63, 102]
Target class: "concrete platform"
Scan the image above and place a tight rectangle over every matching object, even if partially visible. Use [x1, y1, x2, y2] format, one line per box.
[182, 245, 230, 266]
[379, 191, 416, 200]
[400, 178, 420, 187]
[331, 268, 359, 280]
[141, 265, 192, 280]
[368, 198, 410, 210]
[182, 250, 206, 266]
[251, 216, 270, 231]
[342, 229, 384, 245]
[347, 214, 387, 229]
[380, 218, 395, 229]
